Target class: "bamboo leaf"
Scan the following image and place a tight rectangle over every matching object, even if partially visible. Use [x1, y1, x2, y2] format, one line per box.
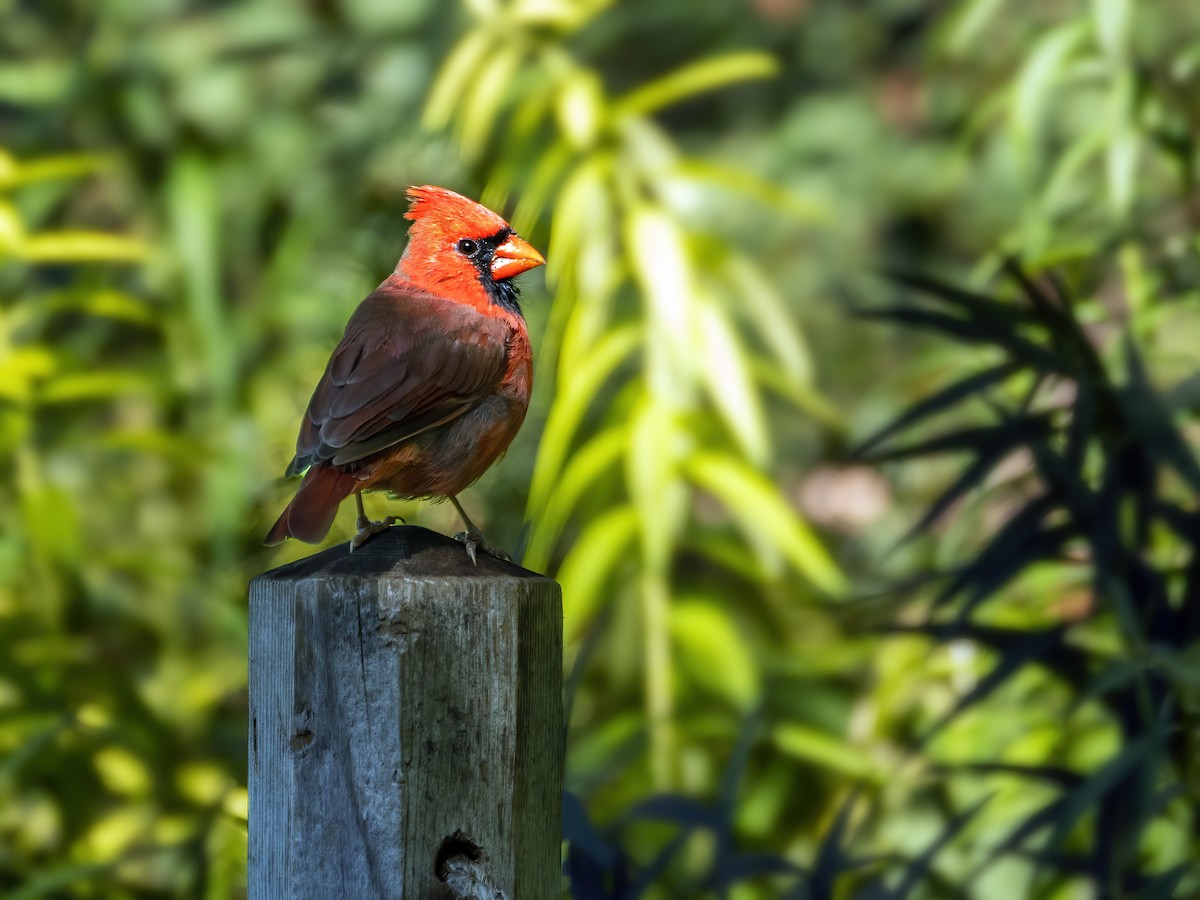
[771, 723, 876, 780]
[1117, 336, 1200, 494]
[853, 361, 1023, 459]
[696, 299, 771, 465]
[18, 232, 146, 263]
[527, 324, 640, 514]
[723, 254, 816, 385]
[457, 44, 526, 161]
[883, 269, 1040, 326]
[524, 426, 625, 572]
[627, 397, 685, 573]
[1011, 23, 1088, 147]
[626, 204, 694, 389]
[39, 371, 160, 403]
[556, 70, 606, 150]
[671, 600, 758, 709]
[895, 426, 1052, 547]
[616, 52, 778, 117]
[868, 414, 1053, 463]
[422, 31, 495, 131]
[973, 736, 1155, 879]
[855, 306, 1062, 373]
[558, 506, 639, 643]
[688, 453, 844, 594]
[1092, 0, 1132, 59]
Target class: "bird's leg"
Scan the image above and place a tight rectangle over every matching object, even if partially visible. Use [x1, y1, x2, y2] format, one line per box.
[449, 496, 511, 566]
[350, 492, 402, 551]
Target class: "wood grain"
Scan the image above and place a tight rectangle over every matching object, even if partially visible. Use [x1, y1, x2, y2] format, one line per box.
[249, 526, 563, 899]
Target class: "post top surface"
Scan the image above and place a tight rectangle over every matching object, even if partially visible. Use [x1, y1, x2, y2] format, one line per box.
[254, 525, 552, 583]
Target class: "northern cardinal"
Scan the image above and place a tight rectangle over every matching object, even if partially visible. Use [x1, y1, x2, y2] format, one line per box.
[264, 186, 545, 563]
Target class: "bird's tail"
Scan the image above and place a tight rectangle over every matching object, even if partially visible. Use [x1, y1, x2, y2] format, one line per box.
[264, 465, 358, 546]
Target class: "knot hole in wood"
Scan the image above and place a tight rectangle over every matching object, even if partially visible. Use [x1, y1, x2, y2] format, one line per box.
[436, 831, 505, 900]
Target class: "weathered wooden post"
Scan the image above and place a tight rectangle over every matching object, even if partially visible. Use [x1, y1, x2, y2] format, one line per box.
[248, 525, 563, 899]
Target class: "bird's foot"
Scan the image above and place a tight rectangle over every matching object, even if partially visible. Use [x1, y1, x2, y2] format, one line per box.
[454, 528, 511, 566]
[350, 514, 404, 551]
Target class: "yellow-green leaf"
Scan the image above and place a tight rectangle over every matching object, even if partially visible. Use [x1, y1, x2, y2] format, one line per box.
[772, 723, 878, 781]
[19, 232, 146, 263]
[525, 425, 625, 571]
[626, 204, 694, 393]
[616, 51, 778, 117]
[558, 505, 639, 642]
[528, 324, 640, 514]
[688, 453, 844, 594]
[671, 599, 758, 709]
[423, 31, 494, 131]
[696, 298, 770, 465]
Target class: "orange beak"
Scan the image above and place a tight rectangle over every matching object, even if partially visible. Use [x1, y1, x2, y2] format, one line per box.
[491, 233, 545, 281]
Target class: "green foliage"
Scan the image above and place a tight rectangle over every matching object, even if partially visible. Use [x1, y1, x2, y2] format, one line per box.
[0, 149, 246, 895]
[3, 0, 1200, 897]
[859, 266, 1200, 893]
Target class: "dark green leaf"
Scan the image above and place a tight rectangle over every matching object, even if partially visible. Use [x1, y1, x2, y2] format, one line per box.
[1116, 336, 1200, 494]
[882, 268, 1040, 326]
[853, 360, 1023, 460]
[807, 790, 861, 900]
[867, 414, 1053, 463]
[933, 494, 1056, 608]
[855, 306, 1063, 373]
[1130, 863, 1194, 900]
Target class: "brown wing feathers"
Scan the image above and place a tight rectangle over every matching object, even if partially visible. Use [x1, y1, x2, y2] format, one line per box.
[266, 284, 512, 544]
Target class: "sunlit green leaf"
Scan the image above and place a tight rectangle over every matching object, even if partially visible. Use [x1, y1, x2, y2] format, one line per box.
[422, 31, 494, 131]
[1106, 111, 1139, 216]
[1092, 0, 1132, 59]
[558, 505, 639, 643]
[18, 232, 146, 263]
[0, 346, 56, 401]
[11, 154, 110, 185]
[1011, 24, 1088, 152]
[39, 371, 159, 403]
[525, 425, 625, 571]
[556, 70, 605, 150]
[626, 204, 694, 392]
[616, 52, 778, 117]
[944, 0, 1006, 54]
[0, 199, 26, 254]
[527, 324, 640, 514]
[722, 255, 814, 386]
[696, 299, 770, 465]
[672, 160, 827, 222]
[771, 723, 876, 781]
[0, 62, 71, 105]
[627, 396, 686, 573]
[457, 44, 526, 161]
[671, 599, 758, 709]
[688, 453, 844, 594]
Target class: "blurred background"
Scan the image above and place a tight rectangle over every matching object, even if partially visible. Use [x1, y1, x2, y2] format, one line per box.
[3, 0, 1200, 896]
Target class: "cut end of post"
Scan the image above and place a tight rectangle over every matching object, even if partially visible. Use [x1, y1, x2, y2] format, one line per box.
[255, 524, 547, 583]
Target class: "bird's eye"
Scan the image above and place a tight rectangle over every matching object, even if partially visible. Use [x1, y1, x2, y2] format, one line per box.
[456, 239, 480, 257]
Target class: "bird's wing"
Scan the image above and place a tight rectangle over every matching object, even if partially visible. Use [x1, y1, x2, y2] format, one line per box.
[287, 285, 512, 474]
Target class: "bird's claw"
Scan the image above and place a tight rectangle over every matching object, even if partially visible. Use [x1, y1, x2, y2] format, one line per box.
[454, 530, 511, 566]
[350, 514, 403, 551]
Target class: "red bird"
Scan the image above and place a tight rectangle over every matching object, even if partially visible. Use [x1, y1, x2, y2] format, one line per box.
[264, 186, 545, 563]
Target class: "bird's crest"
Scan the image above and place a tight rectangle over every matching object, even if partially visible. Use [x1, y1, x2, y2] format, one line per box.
[404, 185, 509, 238]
